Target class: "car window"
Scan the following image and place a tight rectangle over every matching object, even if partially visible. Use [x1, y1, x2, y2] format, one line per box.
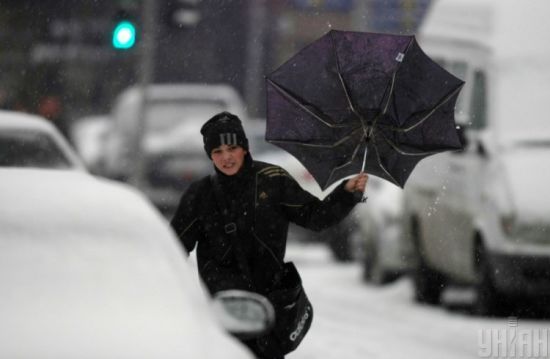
[433, 58, 469, 125]
[0, 130, 72, 168]
[145, 99, 227, 132]
[469, 70, 487, 130]
[449, 61, 469, 123]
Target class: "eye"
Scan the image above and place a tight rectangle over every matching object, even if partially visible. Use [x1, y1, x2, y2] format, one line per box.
[228, 145, 238, 151]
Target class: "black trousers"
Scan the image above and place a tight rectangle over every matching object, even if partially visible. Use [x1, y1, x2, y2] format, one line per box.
[242, 338, 284, 359]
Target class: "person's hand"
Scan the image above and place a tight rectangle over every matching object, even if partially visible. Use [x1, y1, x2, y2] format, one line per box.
[344, 172, 368, 193]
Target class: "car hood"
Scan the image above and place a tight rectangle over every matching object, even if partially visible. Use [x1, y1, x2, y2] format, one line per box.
[0, 168, 252, 358]
[503, 146, 550, 223]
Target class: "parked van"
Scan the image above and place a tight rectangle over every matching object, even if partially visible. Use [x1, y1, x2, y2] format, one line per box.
[402, 0, 550, 314]
[104, 83, 247, 212]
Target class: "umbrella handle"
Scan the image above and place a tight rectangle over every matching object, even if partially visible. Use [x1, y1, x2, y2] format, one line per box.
[360, 145, 368, 203]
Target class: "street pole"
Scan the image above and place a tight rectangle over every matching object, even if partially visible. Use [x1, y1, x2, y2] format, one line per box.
[129, 0, 156, 188]
[244, 0, 267, 118]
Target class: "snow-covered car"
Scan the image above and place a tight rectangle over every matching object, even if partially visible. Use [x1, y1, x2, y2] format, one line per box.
[0, 110, 85, 170]
[104, 83, 247, 213]
[402, 0, 550, 314]
[353, 176, 412, 284]
[0, 168, 258, 358]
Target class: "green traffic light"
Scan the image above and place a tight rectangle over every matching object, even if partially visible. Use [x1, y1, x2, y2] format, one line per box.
[112, 21, 136, 49]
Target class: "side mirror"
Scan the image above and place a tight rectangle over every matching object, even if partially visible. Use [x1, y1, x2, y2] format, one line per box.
[212, 290, 276, 339]
[456, 125, 468, 148]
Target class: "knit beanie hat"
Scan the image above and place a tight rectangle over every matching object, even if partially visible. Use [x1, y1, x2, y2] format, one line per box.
[200, 111, 249, 158]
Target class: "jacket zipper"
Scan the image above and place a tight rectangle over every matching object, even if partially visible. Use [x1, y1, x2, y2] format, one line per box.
[252, 232, 283, 270]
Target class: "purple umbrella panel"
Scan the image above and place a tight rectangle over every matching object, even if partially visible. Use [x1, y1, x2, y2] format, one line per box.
[266, 30, 464, 190]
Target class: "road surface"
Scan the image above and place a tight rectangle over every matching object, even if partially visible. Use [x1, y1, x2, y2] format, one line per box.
[285, 241, 550, 359]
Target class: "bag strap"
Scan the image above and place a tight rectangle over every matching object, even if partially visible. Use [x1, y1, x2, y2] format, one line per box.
[210, 174, 254, 282]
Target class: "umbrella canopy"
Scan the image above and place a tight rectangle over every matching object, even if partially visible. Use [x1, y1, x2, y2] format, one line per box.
[266, 30, 464, 190]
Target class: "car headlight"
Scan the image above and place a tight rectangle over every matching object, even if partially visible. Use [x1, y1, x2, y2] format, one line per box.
[500, 214, 516, 237]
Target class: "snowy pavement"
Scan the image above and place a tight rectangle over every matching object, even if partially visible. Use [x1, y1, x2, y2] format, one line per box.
[285, 241, 550, 359]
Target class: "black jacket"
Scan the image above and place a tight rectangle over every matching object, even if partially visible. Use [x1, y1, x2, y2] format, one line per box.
[170, 158, 360, 295]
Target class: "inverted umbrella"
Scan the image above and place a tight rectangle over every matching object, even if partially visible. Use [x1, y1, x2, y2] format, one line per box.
[265, 30, 464, 190]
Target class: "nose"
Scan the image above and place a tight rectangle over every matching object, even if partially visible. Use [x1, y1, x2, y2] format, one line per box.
[221, 149, 232, 161]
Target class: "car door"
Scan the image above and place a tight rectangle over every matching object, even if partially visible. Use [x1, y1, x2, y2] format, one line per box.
[444, 66, 489, 281]
[451, 68, 490, 278]
[420, 59, 472, 275]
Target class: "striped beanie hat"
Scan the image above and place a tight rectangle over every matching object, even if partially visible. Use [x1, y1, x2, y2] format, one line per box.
[200, 111, 249, 158]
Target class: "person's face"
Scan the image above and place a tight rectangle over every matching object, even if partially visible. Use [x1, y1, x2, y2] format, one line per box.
[210, 144, 247, 176]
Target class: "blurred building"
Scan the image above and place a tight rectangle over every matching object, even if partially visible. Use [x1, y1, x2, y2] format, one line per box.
[0, 0, 431, 132]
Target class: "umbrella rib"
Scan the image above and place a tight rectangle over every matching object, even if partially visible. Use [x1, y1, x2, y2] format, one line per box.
[398, 84, 464, 133]
[372, 135, 400, 185]
[267, 79, 347, 129]
[325, 138, 364, 187]
[381, 70, 398, 117]
[379, 130, 438, 156]
[370, 38, 413, 138]
[329, 31, 369, 136]
[267, 130, 357, 148]
[367, 71, 398, 138]
[268, 126, 362, 149]
[268, 139, 334, 148]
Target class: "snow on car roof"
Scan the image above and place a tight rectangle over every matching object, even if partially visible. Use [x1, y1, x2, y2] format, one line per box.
[0, 109, 59, 132]
[0, 110, 87, 170]
[420, 0, 550, 61]
[0, 168, 169, 241]
[114, 83, 247, 120]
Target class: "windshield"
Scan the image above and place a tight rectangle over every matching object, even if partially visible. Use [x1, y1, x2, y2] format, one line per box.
[0, 130, 72, 169]
[496, 67, 550, 143]
[145, 99, 227, 133]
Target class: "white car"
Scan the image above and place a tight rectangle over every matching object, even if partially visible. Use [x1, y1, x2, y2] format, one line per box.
[0, 110, 85, 170]
[0, 168, 257, 358]
[352, 176, 412, 284]
[70, 114, 111, 174]
[104, 83, 248, 212]
[403, 0, 550, 314]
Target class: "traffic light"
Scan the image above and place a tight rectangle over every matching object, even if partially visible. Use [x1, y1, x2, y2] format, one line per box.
[112, 20, 136, 49]
[111, 4, 139, 50]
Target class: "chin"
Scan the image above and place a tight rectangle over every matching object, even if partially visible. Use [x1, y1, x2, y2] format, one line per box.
[220, 167, 238, 176]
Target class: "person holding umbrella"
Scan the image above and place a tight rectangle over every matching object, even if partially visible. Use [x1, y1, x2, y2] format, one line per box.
[170, 111, 367, 359]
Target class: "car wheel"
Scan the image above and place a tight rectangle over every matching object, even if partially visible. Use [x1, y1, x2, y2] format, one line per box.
[362, 237, 375, 281]
[362, 236, 391, 285]
[411, 221, 444, 305]
[474, 242, 507, 316]
[327, 224, 353, 262]
[413, 256, 444, 305]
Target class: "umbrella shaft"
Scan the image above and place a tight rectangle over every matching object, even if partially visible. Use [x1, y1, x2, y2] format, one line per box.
[360, 144, 368, 203]
[361, 145, 368, 173]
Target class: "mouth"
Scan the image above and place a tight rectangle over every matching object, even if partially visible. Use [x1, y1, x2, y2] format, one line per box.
[222, 162, 237, 172]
